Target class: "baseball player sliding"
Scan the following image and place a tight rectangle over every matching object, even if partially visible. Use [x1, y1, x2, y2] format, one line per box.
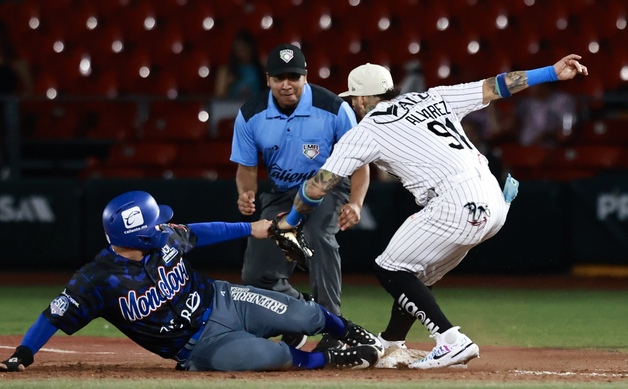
[0, 191, 383, 372]
[278, 54, 588, 368]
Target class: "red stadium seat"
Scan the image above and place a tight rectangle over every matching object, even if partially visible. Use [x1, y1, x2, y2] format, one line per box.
[215, 118, 236, 142]
[80, 166, 149, 179]
[175, 141, 234, 169]
[20, 100, 80, 139]
[104, 142, 179, 169]
[111, 49, 158, 95]
[83, 101, 139, 141]
[163, 49, 214, 96]
[140, 101, 210, 141]
[576, 119, 628, 146]
[498, 143, 549, 181]
[172, 141, 237, 180]
[545, 146, 622, 170]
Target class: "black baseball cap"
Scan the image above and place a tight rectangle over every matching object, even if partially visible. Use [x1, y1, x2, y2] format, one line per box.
[266, 44, 307, 77]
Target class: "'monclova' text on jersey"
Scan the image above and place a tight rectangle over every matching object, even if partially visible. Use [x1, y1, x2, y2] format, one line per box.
[43, 224, 214, 359]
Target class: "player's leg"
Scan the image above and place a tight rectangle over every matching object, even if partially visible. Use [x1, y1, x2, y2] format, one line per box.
[373, 197, 479, 368]
[188, 281, 381, 370]
[187, 331, 295, 371]
[241, 190, 301, 298]
[378, 300, 416, 345]
[303, 179, 349, 317]
[302, 180, 348, 351]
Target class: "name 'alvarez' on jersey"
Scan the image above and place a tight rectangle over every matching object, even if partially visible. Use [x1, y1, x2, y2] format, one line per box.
[322, 80, 491, 206]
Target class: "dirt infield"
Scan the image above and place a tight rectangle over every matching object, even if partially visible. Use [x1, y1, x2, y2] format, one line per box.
[0, 335, 626, 384]
[1, 272, 627, 384]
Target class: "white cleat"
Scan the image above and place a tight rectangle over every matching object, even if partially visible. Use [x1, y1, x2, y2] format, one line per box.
[408, 326, 480, 369]
[377, 333, 407, 351]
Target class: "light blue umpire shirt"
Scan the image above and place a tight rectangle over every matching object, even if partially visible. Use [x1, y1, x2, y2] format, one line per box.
[230, 83, 358, 192]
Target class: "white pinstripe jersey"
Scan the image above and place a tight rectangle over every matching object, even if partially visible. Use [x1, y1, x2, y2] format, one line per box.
[321, 80, 490, 206]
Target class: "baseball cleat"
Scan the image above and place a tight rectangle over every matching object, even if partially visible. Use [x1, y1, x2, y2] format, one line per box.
[377, 333, 407, 351]
[312, 333, 345, 352]
[281, 333, 308, 349]
[326, 345, 380, 369]
[336, 319, 384, 357]
[408, 326, 479, 369]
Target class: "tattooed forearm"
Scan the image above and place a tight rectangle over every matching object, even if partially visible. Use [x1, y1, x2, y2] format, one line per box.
[506, 71, 528, 94]
[311, 170, 343, 192]
[295, 170, 343, 213]
[484, 70, 530, 102]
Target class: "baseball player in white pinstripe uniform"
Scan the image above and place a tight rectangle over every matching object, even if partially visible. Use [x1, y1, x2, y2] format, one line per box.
[277, 54, 588, 369]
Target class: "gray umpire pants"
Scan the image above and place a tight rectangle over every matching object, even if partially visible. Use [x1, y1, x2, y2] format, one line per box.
[185, 281, 326, 371]
[241, 179, 350, 316]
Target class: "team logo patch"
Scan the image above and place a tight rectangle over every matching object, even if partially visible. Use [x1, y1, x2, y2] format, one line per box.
[122, 206, 144, 229]
[303, 144, 320, 160]
[279, 49, 294, 63]
[161, 244, 179, 264]
[50, 296, 70, 317]
[464, 202, 490, 227]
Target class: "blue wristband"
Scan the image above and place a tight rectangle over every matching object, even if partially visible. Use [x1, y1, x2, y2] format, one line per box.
[285, 206, 304, 227]
[526, 66, 558, 87]
[495, 73, 511, 98]
[299, 182, 324, 208]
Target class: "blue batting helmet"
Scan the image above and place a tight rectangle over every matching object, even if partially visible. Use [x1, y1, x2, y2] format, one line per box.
[102, 191, 174, 250]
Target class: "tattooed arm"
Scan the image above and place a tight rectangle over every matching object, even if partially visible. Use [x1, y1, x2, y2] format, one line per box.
[482, 54, 588, 104]
[276, 169, 346, 229]
[295, 169, 344, 213]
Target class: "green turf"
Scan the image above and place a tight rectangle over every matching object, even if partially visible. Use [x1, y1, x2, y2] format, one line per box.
[1, 283, 626, 351]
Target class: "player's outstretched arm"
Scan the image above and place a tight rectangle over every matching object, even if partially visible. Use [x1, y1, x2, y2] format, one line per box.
[0, 346, 34, 372]
[277, 169, 343, 229]
[0, 313, 58, 372]
[482, 54, 588, 103]
[251, 219, 272, 239]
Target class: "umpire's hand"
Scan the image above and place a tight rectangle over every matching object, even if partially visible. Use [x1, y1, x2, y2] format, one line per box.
[0, 346, 34, 372]
[237, 190, 256, 216]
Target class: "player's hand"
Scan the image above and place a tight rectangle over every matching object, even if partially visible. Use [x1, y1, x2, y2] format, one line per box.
[0, 346, 34, 372]
[338, 203, 362, 231]
[237, 190, 256, 216]
[251, 219, 273, 239]
[276, 214, 295, 230]
[553, 54, 588, 81]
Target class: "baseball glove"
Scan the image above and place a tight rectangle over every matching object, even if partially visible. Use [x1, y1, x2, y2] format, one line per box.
[269, 219, 314, 270]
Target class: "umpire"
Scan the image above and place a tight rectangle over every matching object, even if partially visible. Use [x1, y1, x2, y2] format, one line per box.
[230, 43, 369, 350]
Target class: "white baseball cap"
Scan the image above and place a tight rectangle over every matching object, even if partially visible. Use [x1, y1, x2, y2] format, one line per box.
[339, 63, 394, 97]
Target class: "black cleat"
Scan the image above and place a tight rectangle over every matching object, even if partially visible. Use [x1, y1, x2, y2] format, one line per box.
[326, 345, 380, 369]
[336, 318, 384, 356]
[312, 333, 345, 352]
[281, 333, 308, 349]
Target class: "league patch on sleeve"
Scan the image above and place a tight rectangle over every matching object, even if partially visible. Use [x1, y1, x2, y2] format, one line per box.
[50, 296, 70, 317]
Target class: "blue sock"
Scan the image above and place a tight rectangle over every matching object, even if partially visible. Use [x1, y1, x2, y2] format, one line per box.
[289, 347, 326, 369]
[319, 305, 346, 336]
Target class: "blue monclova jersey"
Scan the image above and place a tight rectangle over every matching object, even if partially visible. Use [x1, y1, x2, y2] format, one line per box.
[42, 224, 213, 359]
[230, 83, 357, 192]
